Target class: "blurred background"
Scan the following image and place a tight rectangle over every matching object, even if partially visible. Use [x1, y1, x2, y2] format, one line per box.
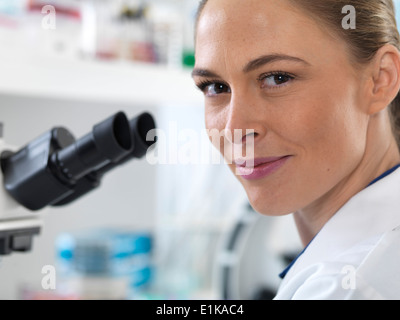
[1, 0, 398, 300]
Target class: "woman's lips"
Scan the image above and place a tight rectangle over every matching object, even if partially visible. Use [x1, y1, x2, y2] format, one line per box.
[234, 156, 292, 180]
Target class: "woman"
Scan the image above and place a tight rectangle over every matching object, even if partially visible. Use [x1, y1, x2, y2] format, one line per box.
[192, 0, 400, 299]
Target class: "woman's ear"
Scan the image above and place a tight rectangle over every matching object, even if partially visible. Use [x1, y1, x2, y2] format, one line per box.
[368, 44, 400, 115]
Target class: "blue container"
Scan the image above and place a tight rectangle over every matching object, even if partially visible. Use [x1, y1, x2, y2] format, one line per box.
[56, 229, 153, 290]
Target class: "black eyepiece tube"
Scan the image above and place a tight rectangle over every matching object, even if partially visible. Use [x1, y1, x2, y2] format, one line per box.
[52, 112, 156, 207]
[1, 111, 135, 211]
[52, 112, 132, 182]
[98, 112, 157, 173]
[130, 112, 157, 159]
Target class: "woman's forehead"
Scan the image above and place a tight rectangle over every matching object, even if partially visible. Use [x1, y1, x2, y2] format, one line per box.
[195, 0, 339, 70]
[197, 0, 304, 31]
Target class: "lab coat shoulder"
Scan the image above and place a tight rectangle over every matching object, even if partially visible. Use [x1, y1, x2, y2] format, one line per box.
[275, 168, 400, 300]
[282, 227, 400, 300]
[353, 225, 400, 299]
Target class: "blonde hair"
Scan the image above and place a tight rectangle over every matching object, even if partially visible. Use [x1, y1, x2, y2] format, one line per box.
[196, 0, 400, 147]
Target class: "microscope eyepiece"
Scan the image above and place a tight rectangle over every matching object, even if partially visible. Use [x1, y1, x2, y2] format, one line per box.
[0, 111, 155, 211]
[51, 112, 157, 207]
[51, 112, 132, 183]
[128, 112, 156, 159]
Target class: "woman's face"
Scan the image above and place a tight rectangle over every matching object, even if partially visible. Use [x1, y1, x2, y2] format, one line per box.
[193, 0, 371, 216]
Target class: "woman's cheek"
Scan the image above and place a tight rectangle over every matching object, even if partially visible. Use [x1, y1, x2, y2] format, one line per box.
[205, 106, 227, 149]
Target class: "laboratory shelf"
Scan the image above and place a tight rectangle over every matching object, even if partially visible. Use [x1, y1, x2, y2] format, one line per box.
[0, 46, 203, 107]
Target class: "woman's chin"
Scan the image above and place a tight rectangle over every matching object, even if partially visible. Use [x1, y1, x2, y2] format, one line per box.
[246, 195, 295, 217]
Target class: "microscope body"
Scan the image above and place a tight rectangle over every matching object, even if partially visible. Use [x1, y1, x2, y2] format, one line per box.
[0, 111, 156, 256]
[0, 137, 42, 255]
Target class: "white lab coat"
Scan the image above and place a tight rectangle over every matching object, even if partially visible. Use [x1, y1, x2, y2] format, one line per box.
[274, 167, 400, 300]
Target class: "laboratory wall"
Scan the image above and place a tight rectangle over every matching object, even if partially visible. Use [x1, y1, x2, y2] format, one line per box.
[397, 0, 400, 23]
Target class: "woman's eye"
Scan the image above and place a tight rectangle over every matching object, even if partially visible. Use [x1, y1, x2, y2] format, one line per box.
[200, 82, 231, 97]
[261, 73, 294, 89]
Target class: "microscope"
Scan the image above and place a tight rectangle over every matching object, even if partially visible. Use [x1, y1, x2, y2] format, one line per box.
[0, 111, 156, 256]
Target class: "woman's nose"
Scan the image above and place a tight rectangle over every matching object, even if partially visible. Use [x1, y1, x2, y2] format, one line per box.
[224, 91, 266, 144]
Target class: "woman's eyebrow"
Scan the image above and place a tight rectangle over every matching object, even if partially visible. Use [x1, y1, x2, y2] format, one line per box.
[243, 54, 311, 73]
[191, 68, 220, 79]
[192, 54, 310, 78]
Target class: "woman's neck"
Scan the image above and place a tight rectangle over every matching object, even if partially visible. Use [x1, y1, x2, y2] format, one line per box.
[293, 112, 400, 246]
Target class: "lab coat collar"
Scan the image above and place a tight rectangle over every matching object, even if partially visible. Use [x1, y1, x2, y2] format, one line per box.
[280, 166, 400, 286]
